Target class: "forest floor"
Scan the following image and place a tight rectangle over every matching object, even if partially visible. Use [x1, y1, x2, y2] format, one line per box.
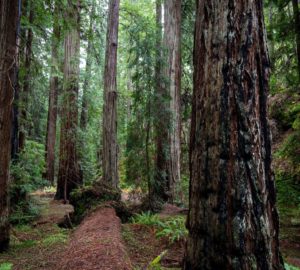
[0, 191, 73, 269]
[0, 190, 299, 269]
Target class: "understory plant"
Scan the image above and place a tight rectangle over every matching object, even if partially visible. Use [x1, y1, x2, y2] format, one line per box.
[131, 212, 187, 243]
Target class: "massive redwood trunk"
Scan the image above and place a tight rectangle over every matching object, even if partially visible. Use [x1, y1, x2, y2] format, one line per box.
[45, 1, 61, 184]
[163, 0, 181, 202]
[184, 1, 284, 269]
[0, 0, 19, 252]
[102, 0, 120, 188]
[56, 0, 82, 200]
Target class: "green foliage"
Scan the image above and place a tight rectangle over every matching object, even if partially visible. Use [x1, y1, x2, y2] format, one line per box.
[10, 140, 47, 195]
[9, 201, 40, 225]
[9, 140, 46, 224]
[119, 0, 157, 191]
[130, 211, 160, 226]
[0, 263, 13, 270]
[69, 181, 121, 223]
[131, 212, 187, 243]
[285, 263, 300, 270]
[42, 232, 68, 246]
[149, 250, 168, 270]
[155, 216, 188, 243]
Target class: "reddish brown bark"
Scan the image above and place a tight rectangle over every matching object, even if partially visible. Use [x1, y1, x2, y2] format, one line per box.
[184, 1, 284, 269]
[45, 1, 61, 184]
[0, 0, 19, 252]
[56, 0, 82, 200]
[153, 0, 169, 204]
[102, 0, 120, 188]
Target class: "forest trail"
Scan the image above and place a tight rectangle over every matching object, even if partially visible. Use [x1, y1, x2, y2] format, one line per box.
[59, 207, 132, 270]
[31, 191, 74, 226]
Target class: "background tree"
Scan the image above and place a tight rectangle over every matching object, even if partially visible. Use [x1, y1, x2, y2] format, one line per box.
[45, 1, 61, 184]
[184, 0, 284, 269]
[19, 0, 34, 151]
[102, 0, 120, 188]
[163, 0, 182, 202]
[292, 0, 300, 77]
[0, 0, 19, 251]
[56, 0, 82, 200]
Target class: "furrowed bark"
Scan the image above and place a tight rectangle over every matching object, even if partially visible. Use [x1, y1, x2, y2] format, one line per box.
[56, 0, 82, 200]
[45, 1, 61, 184]
[184, 1, 284, 269]
[102, 0, 120, 188]
[153, 0, 169, 204]
[0, 0, 19, 252]
[163, 0, 182, 203]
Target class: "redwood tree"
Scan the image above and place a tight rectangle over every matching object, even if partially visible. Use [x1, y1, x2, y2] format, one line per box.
[102, 0, 120, 188]
[56, 0, 82, 200]
[184, 1, 284, 269]
[0, 0, 19, 251]
[152, 0, 169, 204]
[45, 1, 61, 184]
[19, 0, 34, 151]
[163, 0, 181, 202]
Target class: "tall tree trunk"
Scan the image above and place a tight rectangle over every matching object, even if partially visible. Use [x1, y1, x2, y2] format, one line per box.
[0, 0, 19, 252]
[11, 14, 22, 160]
[19, 0, 34, 151]
[102, 0, 120, 188]
[163, 0, 181, 203]
[184, 1, 284, 269]
[80, 4, 95, 131]
[56, 0, 82, 200]
[153, 0, 169, 205]
[292, 0, 300, 79]
[45, 1, 61, 184]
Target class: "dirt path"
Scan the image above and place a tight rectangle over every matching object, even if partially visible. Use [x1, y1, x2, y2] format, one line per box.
[59, 207, 131, 270]
[30, 191, 74, 225]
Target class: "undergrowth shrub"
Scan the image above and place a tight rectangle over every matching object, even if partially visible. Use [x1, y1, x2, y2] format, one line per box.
[0, 263, 13, 270]
[285, 264, 300, 270]
[9, 140, 47, 224]
[156, 216, 188, 243]
[130, 212, 187, 243]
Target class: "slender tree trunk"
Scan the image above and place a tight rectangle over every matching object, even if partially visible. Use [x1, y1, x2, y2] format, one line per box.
[19, 0, 34, 151]
[102, 0, 120, 188]
[153, 0, 169, 205]
[184, 1, 284, 269]
[45, 2, 61, 184]
[56, 0, 82, 200]
[163, 0, 181, 203]
[11, 18, 22, 160]
[80, 4, 95, 131]
[0, 0, 19, 252]
[292, 0, 300, 78]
